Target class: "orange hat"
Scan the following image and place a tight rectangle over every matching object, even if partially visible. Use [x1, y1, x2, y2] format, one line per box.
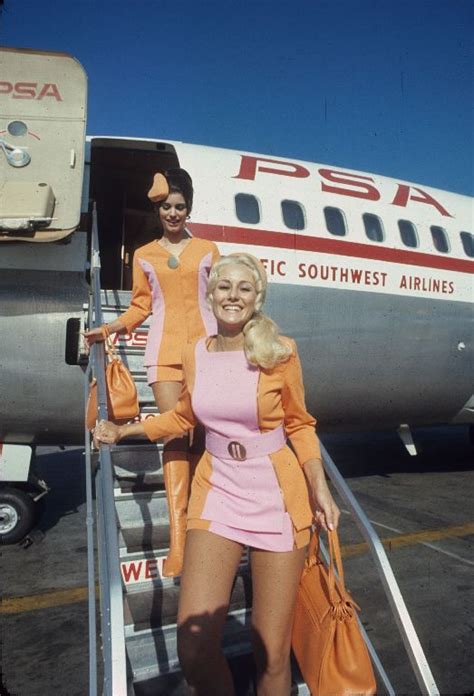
[147, 173, 169, 203]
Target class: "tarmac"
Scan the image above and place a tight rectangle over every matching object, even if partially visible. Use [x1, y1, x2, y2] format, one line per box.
[1, 425, 473, 696]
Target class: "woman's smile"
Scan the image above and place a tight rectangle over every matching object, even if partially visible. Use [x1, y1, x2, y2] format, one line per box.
[159, 192, 188, 237]
[211, 264, 258, 331]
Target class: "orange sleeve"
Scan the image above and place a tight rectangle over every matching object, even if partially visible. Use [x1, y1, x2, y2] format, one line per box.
[118, 254, 152, 332]
[142, 343, 198, 441]
[142, 379, 197, 442]
[281, 340, 321, 465]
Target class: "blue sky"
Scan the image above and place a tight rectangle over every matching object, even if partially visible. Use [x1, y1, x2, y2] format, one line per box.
[1, 0, 473, 195]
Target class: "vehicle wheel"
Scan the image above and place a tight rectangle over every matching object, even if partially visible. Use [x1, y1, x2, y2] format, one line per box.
[0, 488, 36, 544]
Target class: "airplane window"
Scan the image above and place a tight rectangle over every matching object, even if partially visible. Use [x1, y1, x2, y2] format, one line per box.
[324, 207, 346, 236]
[363, 213, 385, 242]
[398, 220, 419, 248]
[430, 226, 450, 253]
[281, 200, 305, 230]
[235, 193, 260, 224]
[460, 231, 474, 258]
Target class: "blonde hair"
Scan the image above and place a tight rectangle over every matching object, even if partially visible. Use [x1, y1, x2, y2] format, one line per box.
[207, 253, 292, 369]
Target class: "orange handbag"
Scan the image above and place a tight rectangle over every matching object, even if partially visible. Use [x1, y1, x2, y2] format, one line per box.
[86, 337, 140, 430]
[292, 530, 377, 696]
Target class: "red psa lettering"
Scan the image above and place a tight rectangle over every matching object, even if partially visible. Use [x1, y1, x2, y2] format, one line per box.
[113, 332, 132, 345]
[132, 331, 147, 347]
[0, 81, 13, 94]
[392, 185, 452, 218]
[37, 83, 62, 101]
[234, 155, 310, 181]
[319, 169, 380, 201]
[13, 82, 37, 99]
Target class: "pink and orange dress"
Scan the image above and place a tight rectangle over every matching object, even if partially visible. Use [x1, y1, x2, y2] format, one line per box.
[118, 236, 220, 383]
[142, 337, 319, 551]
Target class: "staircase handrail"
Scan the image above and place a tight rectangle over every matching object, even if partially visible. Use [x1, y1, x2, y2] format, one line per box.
[320, 441, 439, 695]
[86, 203, 128, 696]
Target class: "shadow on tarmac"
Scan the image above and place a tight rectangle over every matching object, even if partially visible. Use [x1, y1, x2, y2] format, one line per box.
[322, 424, 472, 478]
[33, 447, 87, 536]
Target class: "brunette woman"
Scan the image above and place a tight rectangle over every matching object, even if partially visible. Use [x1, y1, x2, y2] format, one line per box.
[85, 169, 219, 576]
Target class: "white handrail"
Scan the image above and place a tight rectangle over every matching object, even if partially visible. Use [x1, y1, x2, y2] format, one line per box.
[320, 442, 440, 695]
[84, 362, 98, 696]
[87, 204, 128, 695]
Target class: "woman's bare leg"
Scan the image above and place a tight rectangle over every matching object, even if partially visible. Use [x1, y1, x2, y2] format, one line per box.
[250, 546, 306, 696]
[151, 381, 190, 576]
[177, 529, 244, 696]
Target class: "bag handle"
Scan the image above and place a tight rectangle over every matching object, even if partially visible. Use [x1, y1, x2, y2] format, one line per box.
[307, 529, 347, 605]
[307, 530, 320, 559]
[104, 335, 121, 363]
[327, 529, 346, 593]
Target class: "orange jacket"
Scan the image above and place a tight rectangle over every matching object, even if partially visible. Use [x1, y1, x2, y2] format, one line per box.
[118, 236, 220, 366]
[143, 338, 320, 531]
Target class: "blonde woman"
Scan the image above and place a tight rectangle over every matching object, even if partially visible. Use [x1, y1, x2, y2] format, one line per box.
[94, 253, 340, 696]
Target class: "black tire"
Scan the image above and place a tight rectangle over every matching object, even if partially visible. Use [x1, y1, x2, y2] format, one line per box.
[0, 488, 36, 544]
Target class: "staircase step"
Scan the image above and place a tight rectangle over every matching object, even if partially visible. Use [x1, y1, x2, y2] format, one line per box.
[132, 668, 310, 696]
[124, 570, 252, 631]
[119, 522, 170, 553]
[115, 488, 168, 530]
[112, 445, 164, 488]
[128, 620, 309, 696]
[117, 476, 164, 494]
[127, 608, 252, 686]
[132, 652, 257, 696]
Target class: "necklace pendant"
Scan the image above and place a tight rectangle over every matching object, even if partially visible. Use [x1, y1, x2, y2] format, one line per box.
[167, 256, 180, 269]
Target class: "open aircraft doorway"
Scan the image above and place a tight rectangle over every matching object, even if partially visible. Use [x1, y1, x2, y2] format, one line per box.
[88, 138, 179, 290]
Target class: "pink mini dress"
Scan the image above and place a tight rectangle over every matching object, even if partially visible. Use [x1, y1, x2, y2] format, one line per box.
[188, 339, 295, 552]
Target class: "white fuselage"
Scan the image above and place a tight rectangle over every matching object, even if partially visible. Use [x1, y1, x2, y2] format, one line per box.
[0, 46, 472, 443]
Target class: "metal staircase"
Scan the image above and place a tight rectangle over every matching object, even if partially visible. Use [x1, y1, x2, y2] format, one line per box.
[85, 208, 439, 695]
[88, 288, 310, 695]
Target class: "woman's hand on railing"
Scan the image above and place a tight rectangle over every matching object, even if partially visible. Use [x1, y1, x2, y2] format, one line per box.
[83, 327, 107, 348]
[93, 419, 147, 448]
[93, 420, 123, 447]
[83, 320, 124, 349]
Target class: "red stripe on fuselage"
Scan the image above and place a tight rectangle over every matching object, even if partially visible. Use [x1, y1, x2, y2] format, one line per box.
[191, 222, 473, 274]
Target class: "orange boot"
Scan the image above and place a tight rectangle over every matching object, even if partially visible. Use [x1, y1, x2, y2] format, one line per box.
[162, 458, 190, 577]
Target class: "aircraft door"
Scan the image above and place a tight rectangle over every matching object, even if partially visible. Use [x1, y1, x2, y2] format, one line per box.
[0, 48, 87, 242]
[89, 139, 180, 289]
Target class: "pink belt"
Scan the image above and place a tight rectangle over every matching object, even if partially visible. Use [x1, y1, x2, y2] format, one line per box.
[205, 425, 286, 462]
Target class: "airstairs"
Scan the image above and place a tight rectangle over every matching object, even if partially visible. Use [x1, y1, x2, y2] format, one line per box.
[84, 209, 440, 695]
[89, 286, 311, 695]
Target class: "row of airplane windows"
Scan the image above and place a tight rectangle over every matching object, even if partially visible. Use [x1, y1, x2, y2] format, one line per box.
[234, 193, 474, 259]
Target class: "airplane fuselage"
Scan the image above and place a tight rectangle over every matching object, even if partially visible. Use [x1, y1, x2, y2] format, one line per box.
[0, 49, 472, 445]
